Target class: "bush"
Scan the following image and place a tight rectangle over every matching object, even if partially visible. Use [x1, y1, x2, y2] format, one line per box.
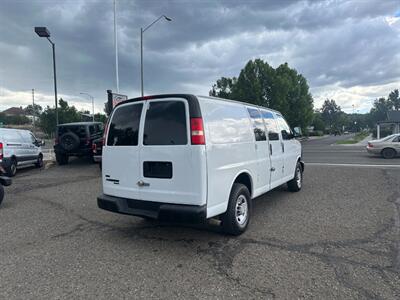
[308, 130, 324, 136]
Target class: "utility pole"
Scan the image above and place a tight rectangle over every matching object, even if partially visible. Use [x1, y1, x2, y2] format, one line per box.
[114, 0, 119, 93]
[32, 88, 35, 128]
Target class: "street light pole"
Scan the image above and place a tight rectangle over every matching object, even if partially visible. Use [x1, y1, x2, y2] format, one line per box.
[80, 92, 95, 122]
[34, 27, 59, 126]
[32, 89, 35, 129]
[140, 15, 172, 97]
[114, 0, 119, 93]
[140, 27, 143, 97]
[49, 38, 59, 126]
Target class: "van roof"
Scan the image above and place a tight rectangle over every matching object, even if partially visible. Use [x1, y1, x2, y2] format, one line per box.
[57, 122, 103, 127]
[117, 94, 280, 114]
[0, 128, 29, 132]
[196, 95, 280, 114]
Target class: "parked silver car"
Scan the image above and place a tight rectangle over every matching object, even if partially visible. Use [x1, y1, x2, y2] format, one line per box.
[366, 134, 400, 159]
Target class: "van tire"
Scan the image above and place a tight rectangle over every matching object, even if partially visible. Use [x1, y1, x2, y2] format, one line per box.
[6, 158, 17, 177]
[221, 183, 251, 235]
[382, 148, 396, 159]
[56, 154, 69, 165]
[0, 185, 4, 206]
[35, 154, 43, 168]
[287, 162, 302, 192]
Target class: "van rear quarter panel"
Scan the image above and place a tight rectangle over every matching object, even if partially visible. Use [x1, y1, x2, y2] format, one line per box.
[198, 97, 257, 218]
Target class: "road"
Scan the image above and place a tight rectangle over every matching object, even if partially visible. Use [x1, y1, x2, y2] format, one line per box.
[303, 134, 400, 166]
[1, 142, 400, 299]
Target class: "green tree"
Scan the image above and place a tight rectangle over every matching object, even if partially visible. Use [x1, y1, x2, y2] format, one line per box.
[388, 89, 400, 111]
[0, 113, 30, 125]
[210, 59, 314, 130]
[368, 97, 391, 126]
[321, 99, 342, 131]
[311, 112, 325, 131]
[39, 98, 81, 135]
[24, 104, 43, 116]
[209, 77, 237, 99]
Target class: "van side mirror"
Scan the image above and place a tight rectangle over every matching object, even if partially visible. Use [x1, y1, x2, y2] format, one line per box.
[281, 130, 295, 140]
[293, 127, 302, 137]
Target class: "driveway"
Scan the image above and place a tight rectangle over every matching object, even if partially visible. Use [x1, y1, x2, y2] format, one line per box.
[1, 155, 400, 299]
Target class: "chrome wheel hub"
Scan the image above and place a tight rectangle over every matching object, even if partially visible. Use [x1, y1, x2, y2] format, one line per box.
[296, 167, 302, 188]
[235, 195, 248, 226]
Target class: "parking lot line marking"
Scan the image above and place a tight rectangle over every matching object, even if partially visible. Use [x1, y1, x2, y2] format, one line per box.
[307, 163, 400, 168]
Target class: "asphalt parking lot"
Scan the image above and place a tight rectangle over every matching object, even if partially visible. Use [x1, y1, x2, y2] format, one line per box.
[1, 136, 400, 299]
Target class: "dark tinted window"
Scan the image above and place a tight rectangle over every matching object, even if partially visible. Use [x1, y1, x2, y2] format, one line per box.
[261, 110, 279, 141]
[143, 101, 187, 146]
[247, 108, 266, 141]
[89, 125, 95, 135]
[276, 114, 292, 140]
[392, 136, 400, 142]
[107, 103, 143, 146]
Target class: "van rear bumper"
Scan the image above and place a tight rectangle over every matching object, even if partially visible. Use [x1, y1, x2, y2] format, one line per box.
[97, 193, 207, 223]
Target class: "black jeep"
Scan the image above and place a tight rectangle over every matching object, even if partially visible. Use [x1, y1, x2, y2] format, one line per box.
[54, 122, 103, 165]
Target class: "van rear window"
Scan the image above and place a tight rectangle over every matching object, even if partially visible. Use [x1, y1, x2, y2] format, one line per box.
[107, 103, 143, 146]
[143, 101, 187, 146]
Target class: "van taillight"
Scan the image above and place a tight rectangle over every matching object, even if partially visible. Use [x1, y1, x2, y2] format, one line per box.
[368, 142, 373, 148]
[0, 142, 3, 160]
[190, 118, 205, 145]
[92, 143, 97, 153]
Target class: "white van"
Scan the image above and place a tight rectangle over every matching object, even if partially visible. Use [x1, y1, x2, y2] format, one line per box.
[0, 128, 44, 176]
[98, 94, 304, 235]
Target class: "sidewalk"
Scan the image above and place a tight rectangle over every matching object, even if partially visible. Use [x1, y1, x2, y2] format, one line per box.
[336, 134, 372, 146]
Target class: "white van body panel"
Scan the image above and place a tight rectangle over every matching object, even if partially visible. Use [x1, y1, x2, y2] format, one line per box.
[100, 94, 302, 222]
[139, 99, 206, 206]
[198, 97, 259, 218]
[102, 101, 144, 199]
[102, 98, 207, 206]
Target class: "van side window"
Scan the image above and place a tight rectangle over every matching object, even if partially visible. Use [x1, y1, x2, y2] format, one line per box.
[276, 114, 292, 140]
[107, 103, 143, 146]
[143, 101, 187, 146]
[261, 110, 279, 141]
[29, 133, 36, 144]
[247, 108, 266, 141]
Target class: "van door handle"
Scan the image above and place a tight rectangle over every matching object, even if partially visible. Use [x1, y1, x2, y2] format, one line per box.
[137, 180, 150, 187]
[270, 167, 275, 172]
[269, 144, 272, 155]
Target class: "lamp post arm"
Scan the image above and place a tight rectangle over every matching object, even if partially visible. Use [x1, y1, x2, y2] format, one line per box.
[143, 15, 165, 33]
[46, 37, 54, 46]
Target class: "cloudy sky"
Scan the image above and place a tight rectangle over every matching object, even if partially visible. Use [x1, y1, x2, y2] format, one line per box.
[0, 0, 399, 114]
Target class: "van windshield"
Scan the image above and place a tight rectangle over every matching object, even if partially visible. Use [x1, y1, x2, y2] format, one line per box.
[143, 100, 187, 146]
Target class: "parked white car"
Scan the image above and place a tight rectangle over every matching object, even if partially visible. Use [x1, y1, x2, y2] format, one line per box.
[97, 94, 304, 235]
[0, 128, 44, 176]
[366, 133, 400, 159]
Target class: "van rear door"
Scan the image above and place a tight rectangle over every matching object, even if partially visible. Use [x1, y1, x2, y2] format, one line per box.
[103, 102, 144, 199]
[139, 98, 201, 205]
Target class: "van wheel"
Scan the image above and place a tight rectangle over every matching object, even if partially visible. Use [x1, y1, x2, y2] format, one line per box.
[0, 185, 4, 206]
[6, 158, 17, 177]
[56, 154, 69, 165]
[287, 162, 302, 192]
[35, 154, 44, 168]
[382, 148, 396, 159]
[221, 183, 251, 235]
